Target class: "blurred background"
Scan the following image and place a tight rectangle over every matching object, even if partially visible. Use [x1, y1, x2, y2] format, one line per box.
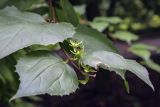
[0, 0, 160, 107]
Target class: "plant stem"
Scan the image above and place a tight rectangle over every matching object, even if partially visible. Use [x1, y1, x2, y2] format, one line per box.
[48, 0, 57, 23]
[61, 47, 80, 71]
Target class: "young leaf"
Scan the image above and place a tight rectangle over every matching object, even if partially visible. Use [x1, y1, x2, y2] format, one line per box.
[83, 51, 154, 90]
[11, 53, 79, 100]
[0, 6, 75, 59]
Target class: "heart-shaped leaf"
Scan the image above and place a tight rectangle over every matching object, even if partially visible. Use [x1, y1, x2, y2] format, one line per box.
[0, 6, 75, 59]
[11, 53, 79, 100]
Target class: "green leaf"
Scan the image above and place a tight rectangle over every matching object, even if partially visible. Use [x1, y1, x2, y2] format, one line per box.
[129, 48, 151, 60]
[129, 43, 160, 73]
[94, 16, 122, 24]
[89, 21, 109, 32]
[89, 16, 122, 32]
[144, 59, 160, 73]
[0, 6, 75, 59]
[129, 43, 157, 51]
[73, 25, 117, 54]
[56, 0, 79, 26]
[83, 51, 126, 69]
[129, 43, 158, 60]
[112, 31, 139, 44]
[11, 53, 79, 100]
[125, 59, 154, 90]
[83, 51, 154, 90]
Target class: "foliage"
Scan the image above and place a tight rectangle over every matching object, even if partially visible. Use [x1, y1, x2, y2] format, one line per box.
[0, 0, 158, 107]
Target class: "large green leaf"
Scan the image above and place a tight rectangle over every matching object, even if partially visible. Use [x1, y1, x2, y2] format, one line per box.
[0, 6, 75, 59]
[83, 51, 154, 90]
[11, 53, 79, 100]
[73, 25, 117, 54]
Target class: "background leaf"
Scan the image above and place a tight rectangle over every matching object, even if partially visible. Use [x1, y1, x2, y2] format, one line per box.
[56, 0, 79, 26]
[94, 17, 122, 24]
[129, 43, 160, 73]
[112, 31, 139, 44]
[144, 59, 160, 73]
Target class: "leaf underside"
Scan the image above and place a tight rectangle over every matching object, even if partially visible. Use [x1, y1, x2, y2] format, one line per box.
[83, 51, 154, 90]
